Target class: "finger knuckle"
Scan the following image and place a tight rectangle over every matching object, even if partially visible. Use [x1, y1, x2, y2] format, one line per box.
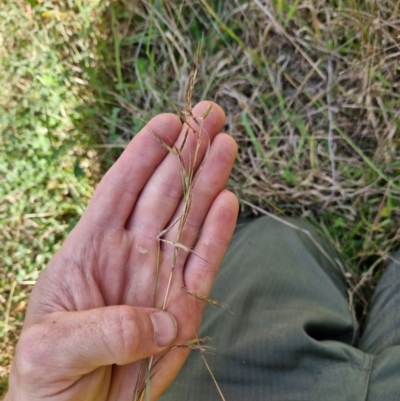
[115, 306, 145, 359]
[15, 325, 48, 380]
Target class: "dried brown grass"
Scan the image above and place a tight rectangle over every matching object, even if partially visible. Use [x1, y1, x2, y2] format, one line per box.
[108, 0, 400, 316]
[132, 52, 227, 399]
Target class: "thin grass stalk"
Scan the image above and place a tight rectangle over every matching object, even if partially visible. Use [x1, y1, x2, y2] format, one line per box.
[133, 39, 227, 400]
[201, 354, 227, 401]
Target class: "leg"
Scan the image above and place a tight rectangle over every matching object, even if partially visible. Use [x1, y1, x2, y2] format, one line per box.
[160, 217, 370, 400]
[358, 251, 400, 400]
[359, 251, 400, 354]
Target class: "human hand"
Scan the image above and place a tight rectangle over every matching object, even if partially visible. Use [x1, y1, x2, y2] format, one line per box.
[5, 101, 238, 401]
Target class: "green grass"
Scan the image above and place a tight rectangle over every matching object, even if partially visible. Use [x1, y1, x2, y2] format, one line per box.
[1, 0, 400, 394]
[0, 0, 109, 390]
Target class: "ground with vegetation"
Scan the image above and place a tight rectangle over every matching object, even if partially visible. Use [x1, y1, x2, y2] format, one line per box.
[1, 0, 399, 395]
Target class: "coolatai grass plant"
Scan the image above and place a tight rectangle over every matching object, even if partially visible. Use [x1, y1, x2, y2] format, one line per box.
[132, 51, 230, 399]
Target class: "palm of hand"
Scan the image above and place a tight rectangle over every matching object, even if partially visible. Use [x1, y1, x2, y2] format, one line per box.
[10, 102, 238, 401]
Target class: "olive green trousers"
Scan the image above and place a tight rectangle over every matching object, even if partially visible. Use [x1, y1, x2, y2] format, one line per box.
[160, 217, 400, 401]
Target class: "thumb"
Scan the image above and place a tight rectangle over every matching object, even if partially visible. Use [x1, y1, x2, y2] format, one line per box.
[15, 306, 177, 379]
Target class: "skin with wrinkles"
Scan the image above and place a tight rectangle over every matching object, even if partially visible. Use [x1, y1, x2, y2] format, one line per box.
[5, 101, 238, 401]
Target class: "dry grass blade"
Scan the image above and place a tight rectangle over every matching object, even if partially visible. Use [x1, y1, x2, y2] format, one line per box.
[175, 337, 215, 352]
[152, 242, 162, 308]
[149, 128, 179, 156]
[133, 36, 226, 400]
[159, 239, 210, 263]
[160, 83, 212, 314]
[182, 287, 234, 315]
[201, 354, 227, 401]
[178, 39, 202, 126]
[327, 58, 336, 192]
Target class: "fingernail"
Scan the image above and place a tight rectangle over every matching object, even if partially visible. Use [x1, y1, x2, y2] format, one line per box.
[150, 311, 177, 347]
